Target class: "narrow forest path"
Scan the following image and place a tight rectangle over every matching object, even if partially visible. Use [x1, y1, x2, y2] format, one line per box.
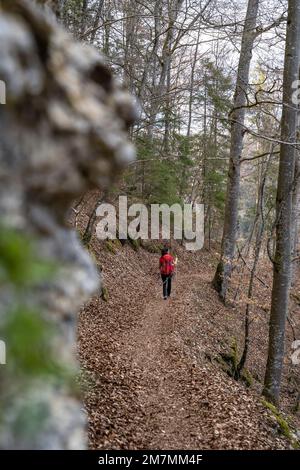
[78, 245, 290, 450]
[120, 271, 203, 449]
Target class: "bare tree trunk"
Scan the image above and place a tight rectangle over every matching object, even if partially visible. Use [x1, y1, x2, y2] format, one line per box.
[158, 0, 184, 93]
[263, 0, 300, 405]
[138, 0, 162, 100]
[291, 154, 300, 282]
[82, 192, 107, 247]
[90, 0, 105, 42]
[235, 152, 272, 379]
[102, 2, 112, 57]
[162, 54, 172, 156]
[187, 28, 201, 137]
[123, 0, 138, 92]
[212, 0, 259, 301]
[148, 0, 183, 136]
[145, 1, 162, 139]
[80, 0, 89, 35]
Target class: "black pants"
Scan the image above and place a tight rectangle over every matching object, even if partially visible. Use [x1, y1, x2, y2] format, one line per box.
[161, 274, 172, 298]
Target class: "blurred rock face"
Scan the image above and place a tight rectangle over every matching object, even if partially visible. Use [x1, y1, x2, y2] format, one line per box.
[0, 0, 136, 449]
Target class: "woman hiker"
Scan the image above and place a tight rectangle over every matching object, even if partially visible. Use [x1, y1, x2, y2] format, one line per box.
[159, 247, 175, 300]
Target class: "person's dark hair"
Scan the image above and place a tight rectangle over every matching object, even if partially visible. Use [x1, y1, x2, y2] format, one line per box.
[161, 247, 168, 256]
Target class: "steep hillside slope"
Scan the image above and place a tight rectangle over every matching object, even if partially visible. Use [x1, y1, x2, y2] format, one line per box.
[77, 238, 298, 449]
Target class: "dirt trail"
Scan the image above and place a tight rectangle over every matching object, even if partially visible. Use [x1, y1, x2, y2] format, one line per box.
[121, 271, 199, 449]
[78, 246, 289, 450]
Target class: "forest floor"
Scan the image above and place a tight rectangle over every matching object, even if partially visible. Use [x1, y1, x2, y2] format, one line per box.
[78, 237, 300, 450]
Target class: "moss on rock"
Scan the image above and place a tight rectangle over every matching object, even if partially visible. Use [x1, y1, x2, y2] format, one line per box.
[261, 399, 299, 448]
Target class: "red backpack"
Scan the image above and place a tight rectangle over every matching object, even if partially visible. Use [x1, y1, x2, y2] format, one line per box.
[160, 254, 174, 275]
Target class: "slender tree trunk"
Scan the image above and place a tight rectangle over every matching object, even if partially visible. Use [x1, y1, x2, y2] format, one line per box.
[263, 0, 300, 405]
[149, 0, 183, 135]
[212, 0, 259, 300]
[82, 192, 107, 247]
[208, 205, 212, 250]
[80, 0, 89, 36]
[187, 28, 201, 137]
[202, 72, 208, 237]
[123, 0, 137, 92]
[158, 0, 184, 93]
[138, 0, 162, 102]
[179, 31, 200, 198]
[291, 154, 300, 283]
[163, 55, 172, 155]
[102, 3, 112, 57]
[90, 0, 105, 43]
[235, 153, 271, 378]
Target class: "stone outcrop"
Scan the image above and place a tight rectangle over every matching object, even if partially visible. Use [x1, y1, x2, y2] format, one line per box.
[0, 0, 136, 449]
